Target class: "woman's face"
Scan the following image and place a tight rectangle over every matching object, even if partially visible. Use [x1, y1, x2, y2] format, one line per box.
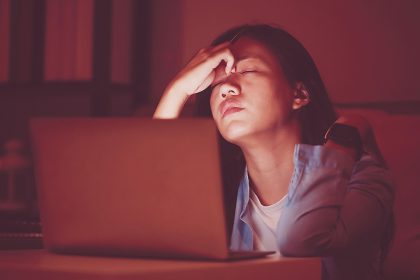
[210, 36, 296, 145]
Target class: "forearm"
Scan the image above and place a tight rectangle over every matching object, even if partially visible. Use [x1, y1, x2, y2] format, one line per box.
[153, 83, 189, 119]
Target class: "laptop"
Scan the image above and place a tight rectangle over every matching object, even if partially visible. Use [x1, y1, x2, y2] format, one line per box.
[30, 118, 273, 260]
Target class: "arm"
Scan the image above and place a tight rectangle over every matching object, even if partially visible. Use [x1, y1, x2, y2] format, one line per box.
[277, 117, 394, 256]
[153, 43, 235, 119]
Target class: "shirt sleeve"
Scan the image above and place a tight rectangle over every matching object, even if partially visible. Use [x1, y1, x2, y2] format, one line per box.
[277, 144, 395, 257]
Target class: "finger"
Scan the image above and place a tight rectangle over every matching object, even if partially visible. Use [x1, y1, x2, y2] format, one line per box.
[196, 42, 230, 60]
[224, 56, 235, 74]
[208, 48, 235, 72]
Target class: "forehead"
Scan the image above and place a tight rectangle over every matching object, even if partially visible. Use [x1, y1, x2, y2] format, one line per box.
[230, 36, 280, 69]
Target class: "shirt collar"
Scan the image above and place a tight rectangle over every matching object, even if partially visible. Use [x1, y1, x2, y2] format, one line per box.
[238, 166, 251, 219]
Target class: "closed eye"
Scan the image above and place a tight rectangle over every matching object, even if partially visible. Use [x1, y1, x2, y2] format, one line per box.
[211, 70, 257, 90]
[239, 70, 257, 74]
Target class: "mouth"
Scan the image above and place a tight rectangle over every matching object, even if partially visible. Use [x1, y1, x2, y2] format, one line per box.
[220, 100, 244, 118]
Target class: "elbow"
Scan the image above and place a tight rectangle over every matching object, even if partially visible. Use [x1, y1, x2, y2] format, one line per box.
[278, 227, 335, 257]
[278, 232, 311, 257]
[277, 228, 309, 256]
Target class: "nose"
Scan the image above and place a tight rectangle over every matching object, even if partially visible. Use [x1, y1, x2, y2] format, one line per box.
[220, 82, 240, 99]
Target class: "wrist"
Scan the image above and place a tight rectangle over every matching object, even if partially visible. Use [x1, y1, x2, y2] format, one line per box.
[324, 140, 358, 160]
[324, 123, 364, 161]
[163, 79, 190, 99]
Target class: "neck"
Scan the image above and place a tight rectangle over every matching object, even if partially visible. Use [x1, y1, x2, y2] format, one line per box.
[239, 122, 301, 205]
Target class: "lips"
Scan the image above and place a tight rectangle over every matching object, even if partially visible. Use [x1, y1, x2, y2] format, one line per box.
[219, 99, 244, 118]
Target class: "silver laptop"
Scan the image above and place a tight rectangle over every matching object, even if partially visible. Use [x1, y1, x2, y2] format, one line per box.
[30, 118, 273, 260]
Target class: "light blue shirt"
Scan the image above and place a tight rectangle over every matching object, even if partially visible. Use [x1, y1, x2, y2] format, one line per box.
[230, 144, 394, 280]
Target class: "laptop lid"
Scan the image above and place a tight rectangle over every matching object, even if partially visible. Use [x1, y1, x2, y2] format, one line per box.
[30, 118, 232, 259]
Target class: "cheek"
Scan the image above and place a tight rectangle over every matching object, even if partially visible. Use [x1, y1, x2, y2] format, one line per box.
[249, 80, 294, 119]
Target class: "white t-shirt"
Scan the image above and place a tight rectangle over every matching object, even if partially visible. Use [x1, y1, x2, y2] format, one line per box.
[247, 190, 287, 254]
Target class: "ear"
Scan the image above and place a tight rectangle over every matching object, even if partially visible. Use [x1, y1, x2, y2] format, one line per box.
[292, 82, 310, 110]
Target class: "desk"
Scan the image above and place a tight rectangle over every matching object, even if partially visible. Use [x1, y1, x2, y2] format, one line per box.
[0, 250, 321, 280]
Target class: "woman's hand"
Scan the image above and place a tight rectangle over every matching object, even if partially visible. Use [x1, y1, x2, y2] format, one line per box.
[171, 42, 235, 96]
[153, 42, 235, 119]
[325, 115, 385, 162]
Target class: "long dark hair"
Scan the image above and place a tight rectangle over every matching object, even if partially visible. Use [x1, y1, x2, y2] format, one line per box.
[194, 24, 338, 239]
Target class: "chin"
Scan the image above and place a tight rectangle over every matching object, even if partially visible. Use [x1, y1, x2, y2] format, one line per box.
[218, 121, 252, 145]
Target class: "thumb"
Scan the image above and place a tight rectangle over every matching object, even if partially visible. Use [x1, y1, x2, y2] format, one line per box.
[194, 72, 215, 93]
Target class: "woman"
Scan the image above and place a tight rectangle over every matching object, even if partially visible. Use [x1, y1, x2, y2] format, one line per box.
[154, 24, 394, 280]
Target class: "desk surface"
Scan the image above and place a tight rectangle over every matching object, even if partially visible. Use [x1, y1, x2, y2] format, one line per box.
[0, 249, 320, 280]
